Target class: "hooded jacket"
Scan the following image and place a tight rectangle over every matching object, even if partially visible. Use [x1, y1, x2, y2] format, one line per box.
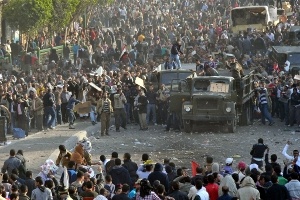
[109, 165, 132, 188]
[237, 176, 260, 200]
[218, 175, 237, 197]
[31, 186, 52, 200]
[148, 163, 169, 192]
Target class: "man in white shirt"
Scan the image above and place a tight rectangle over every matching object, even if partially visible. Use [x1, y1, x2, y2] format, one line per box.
[282, 141, 300, 167]
[284, 60, 290, 72]
[285, 172, 300, 199]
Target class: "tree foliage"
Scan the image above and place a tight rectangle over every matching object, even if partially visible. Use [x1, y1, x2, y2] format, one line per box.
[3, 0, 53, 33]
[50, 0, 80, 31]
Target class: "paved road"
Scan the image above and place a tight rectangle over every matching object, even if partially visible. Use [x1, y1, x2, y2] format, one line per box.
[0, 121, 99, 176]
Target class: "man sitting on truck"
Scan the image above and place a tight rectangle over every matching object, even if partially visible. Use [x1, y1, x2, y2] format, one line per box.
[226, 56, 244, 79]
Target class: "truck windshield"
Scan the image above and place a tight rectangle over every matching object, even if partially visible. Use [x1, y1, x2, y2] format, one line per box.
[161, 72, 193, 86]
[193, 80, 230, 93]
[231, 7, 267, 26]
[287, 53, 300, 64]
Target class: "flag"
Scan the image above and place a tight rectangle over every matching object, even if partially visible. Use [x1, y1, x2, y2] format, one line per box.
[119, 45, 127, 61]
[63, 166, 69, 189]
[191, 161, 200, 176]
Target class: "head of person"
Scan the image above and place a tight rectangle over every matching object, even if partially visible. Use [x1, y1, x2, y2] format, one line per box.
[100, 155, 106, 163]
[258, 138, 263, 144]
[140, 179, 152, 197]
[142, 153, 149, 162]
[123, 153, 131, 161]
[122, 184, 130, 194]
[68, 161, 76, 169]
[35, 176, 43, 187]
[114, 158, 122, 166]
[115, 184, 122, 194]
[293, 150, 299, 158]
[10, 149, 16, 157]
[112, 152, 118, 159]
[195, 180, 203, 190]
[59, 145, 66, 153]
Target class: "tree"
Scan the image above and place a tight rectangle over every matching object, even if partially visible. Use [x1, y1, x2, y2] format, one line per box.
[50, 0, 80, 32]
[3, 0, 53, 33]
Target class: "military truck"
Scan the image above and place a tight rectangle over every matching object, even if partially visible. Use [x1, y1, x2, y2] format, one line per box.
[169, 73, 254, 133]
[271, 46, 300, 76]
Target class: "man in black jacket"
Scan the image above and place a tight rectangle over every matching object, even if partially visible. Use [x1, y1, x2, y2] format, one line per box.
[266, 175, 290, 200]
[250, 138, 268, 169]
[168, 181, 189, 200]
[122, 153, 138, 184]
[170, 39, 183, 69]
[109, 158, 132, 189]
[148, 163, 169, 192]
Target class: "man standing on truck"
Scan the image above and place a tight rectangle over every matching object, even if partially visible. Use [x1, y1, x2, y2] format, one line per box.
[169, 39, 183, 69]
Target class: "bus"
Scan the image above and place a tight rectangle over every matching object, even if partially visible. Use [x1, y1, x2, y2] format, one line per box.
[230, 6, 278, 34]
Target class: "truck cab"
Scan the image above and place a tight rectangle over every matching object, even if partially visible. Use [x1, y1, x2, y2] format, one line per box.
[271, 46, 300, 76]
[170, 74, 254, 133]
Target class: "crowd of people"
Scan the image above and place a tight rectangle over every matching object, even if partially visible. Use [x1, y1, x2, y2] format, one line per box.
[0, 138, 300, 200]
[0, 0, 300, 199]
[0, 0, 300, 134]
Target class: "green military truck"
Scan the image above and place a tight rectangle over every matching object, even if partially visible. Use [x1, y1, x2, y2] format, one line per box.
[169, 73, 254, 133]
[271, 46, 300, 76]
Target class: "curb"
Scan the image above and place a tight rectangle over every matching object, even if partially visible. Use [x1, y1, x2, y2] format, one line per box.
[47, 130, 88, 162]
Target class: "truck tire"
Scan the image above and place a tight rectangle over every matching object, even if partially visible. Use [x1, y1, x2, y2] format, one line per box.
[241, 102, 252, 126]
[183, 120, 192, 133]
[227, 119, 237, 133]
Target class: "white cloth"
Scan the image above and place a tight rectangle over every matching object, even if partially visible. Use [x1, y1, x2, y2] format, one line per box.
[284, 60, 290, 72]
[196, 187, 209, 200]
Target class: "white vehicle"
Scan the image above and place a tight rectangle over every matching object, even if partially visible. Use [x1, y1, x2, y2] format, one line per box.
[230, 6, 278, 34]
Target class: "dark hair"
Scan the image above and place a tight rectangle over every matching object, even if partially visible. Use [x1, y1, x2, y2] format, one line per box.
[2, 173, 8, 181]
[145, 164, 153, 171]
[77, 170, 84, 178]
[140, 179, 152, 197]
[207, 174, 215, 184]
[100, 155, 106, 162]
[124, 153, 131, 160]
[100, 188, 106, 195]
[258, 138, 263, 143]
[291, 172, 299, 180]
[35, 176, 43, 185]
[12, 168, 19, 175]
[176, 168, 183, 176]
[112, 152, 118, 158]
[45, 179, 54, 189]
[196, 167, 203, 174]
[10, 149, 16, 156]
[142, 153, 149, 161]
[195, 180, 203, 190]
[68, 186, 76, 194]
[10, 193, 18, 200]
[115, 158, 122, 165]
[169, 162, 175, 169]
[26, 171, 33, 178]
[273, 165, 281, 175]
[105, 175, 112, 182]
[122, 184, 130, 193]
[172, 181, 180, 190]
[232, 173, 239, 183]
[86, 181, 93, 189]
[222, 186, 229, 194]
[206, 156, 213, 163]
[59, 145, 66, 151]
[10, 174, 18, 181]
[271, 175, 278, 183]
[265, 164, 273, 173]
[20, 184, 28, 193]
[156, 184, 165, 194]
[17, 150, 23, 156]
[68, 161, 76, 168]
[270, 154, 277, 162]
[78, 167, 88, 173]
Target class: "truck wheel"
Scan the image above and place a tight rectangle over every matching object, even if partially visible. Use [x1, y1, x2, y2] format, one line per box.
[241, 103, 251, 126]
[227, 119, 237, 133]
[183, 120, 192, 133]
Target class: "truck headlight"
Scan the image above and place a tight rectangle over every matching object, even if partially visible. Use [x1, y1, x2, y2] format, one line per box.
[226, 107, 232, 113]
[185, 107, 191, 112]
